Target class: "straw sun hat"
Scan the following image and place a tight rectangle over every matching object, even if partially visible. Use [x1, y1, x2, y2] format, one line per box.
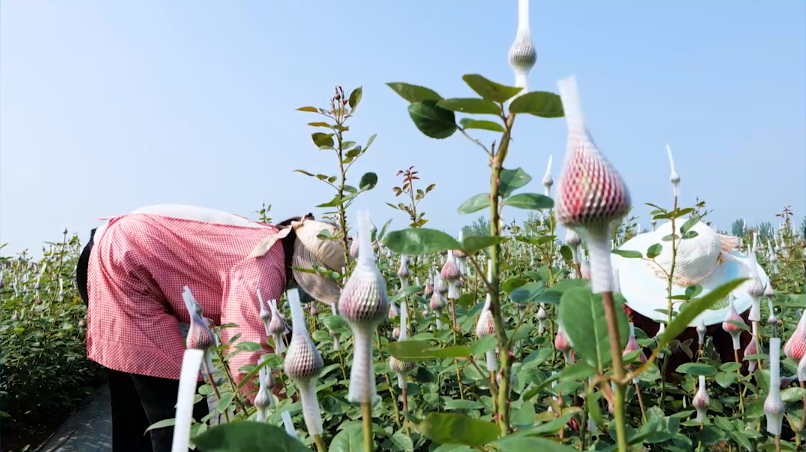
[249, 215, 345, 305]
[612, 219, 770, 327]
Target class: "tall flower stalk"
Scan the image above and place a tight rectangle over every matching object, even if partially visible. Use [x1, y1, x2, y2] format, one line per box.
[338, 211, 389, 452]
[554, 76, 632, 451]
[283, 288, 326, 452]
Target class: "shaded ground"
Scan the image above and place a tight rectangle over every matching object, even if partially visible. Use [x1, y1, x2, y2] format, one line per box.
[33, 386, 111, 452]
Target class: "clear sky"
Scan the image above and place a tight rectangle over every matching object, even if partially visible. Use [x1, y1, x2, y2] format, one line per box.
[2, 1, 804, 257]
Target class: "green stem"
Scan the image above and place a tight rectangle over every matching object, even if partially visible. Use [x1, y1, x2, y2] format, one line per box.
[602, 291, 628, 452]
[489, 113, 516, 435]
[313, 434, 326, 452]
[362, 402, 373, 452]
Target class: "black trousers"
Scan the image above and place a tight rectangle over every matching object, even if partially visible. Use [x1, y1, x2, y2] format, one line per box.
[107, 368, 209, 452]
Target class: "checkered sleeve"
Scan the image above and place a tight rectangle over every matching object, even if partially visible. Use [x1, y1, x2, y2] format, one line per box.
[220, 242, 286, 404]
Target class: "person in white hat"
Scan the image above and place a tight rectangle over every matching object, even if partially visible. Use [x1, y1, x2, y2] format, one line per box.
[75, 204, 344, 452]
[612, 218, 770, 377]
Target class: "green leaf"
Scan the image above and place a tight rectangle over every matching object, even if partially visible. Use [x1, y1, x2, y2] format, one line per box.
[646, 243, 663, 259]
[462, 74, 522, 103]
[415, 412, 499, 447]
[503, 193, 554, 210]
[462, 235, 507, 255]
[390, 285, 424, 304]
[508, 91, 564, 118]
[509, 282, 544, 304]
[328, 424, 364, 452]
[459, 119, 504, 132]
[523, 362, 595, 401]
[443, 399, 484, 410]
[348, 86, 362, 110]
[386, 82, 443, 103]
[781, 387, 806, 403]
[675, 362, 717, 376]
[470, 335, 497, 355]
[658, 278, 748, 350]
[611, 249, 643, 259]
[193, 422, 313, 452]
[297, 106, 318, 113]
[359, 172, 378, 191]
[387, 340, 435, 361]
[681, 217, 699, 234]
[236, 352, 274, 389]
[311, 132, 334, 149]
[522, 347, 553, 369]
[384, 228, 462, 255]
[390, 430, 414, 452]
[427, 345, 472, 359]
[235, 341, 262, 352]
[146, 417, 176, 432]
[365, 133, 377, 152]
[457, 193, 490, 214]
[559, 245, 573, 262]
[407, 100, 457, 139]
[437, 98, 500, 115]
[377, 218, 393, 241]
[294, 169, 316, 177]
[492, 435, 578, 452]
[499, 168, 532, 198]
[501, 277, 527, 293]
[559, 287, 629, 372]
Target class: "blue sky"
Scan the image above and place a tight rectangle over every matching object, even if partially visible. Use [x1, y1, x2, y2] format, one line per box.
[2, 1, 804, 256]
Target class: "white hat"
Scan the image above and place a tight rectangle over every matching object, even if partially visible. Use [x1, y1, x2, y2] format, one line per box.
[612, 219, 770, 326]
[249, 216, 345, 305]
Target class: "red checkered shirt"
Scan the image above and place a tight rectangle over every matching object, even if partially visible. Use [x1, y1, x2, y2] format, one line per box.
[86, 212, 284, 401]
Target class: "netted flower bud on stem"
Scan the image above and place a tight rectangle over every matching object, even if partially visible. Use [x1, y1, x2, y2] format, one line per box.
[722, 295, 745, 352]
[424, 279, 434, 298]
[283, 288, 325, 438]
[267, 297, 288, 356]
[655, 322, 666, 359]
[784, 309, 806, 362]
[338, 211, 389, 406]
[555, 76, 630, 295]
[745, 322, 763, 373]
[254, 358, 274, 422]
[697, 319, 707, 350]
[389, 304, 416, 410]
[430, 271, 447, 330]
[508, 0, 536, 92]
[476, 290, 498, 372]
[330, 303, 340, 352]
[537, 305, 548, 335]
[747, 238, 765, 323]
[622, 323, 647, 384]
[692, 375, 710, 424]
[441, 251, 462, 299]
[542, 155, 553, 197]
[768, 241, 779, 274]
[397, 255, 410, 289]
[388, 300, 399, 320]
[666, 145, 681, 199]
[555, 324, 573, 364]
[764, 338, 784, 437]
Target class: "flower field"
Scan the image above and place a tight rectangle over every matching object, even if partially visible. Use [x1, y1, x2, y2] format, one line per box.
[2, 2, 805, 452]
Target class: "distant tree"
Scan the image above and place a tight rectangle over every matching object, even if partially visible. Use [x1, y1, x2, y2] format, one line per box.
[757, 222, 774, 241]
[801, 217, 805, 237]
[463, 216, 491, 238]
[731, 219, 745, 237]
